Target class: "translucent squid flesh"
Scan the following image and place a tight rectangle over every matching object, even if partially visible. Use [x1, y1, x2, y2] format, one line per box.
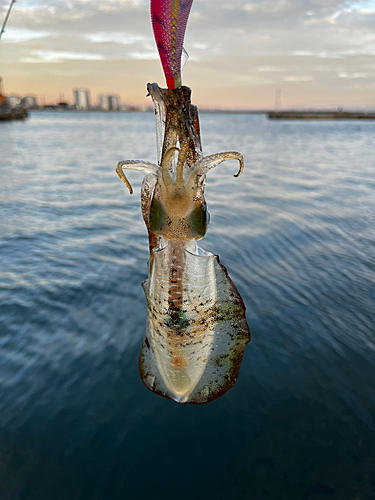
[116, 84, 251, 404]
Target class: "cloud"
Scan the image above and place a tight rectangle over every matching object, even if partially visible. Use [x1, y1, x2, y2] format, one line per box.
[283, 75, 314, 82]
[21, 50, 106, 63]
[127, 51, 158, 60]
[2, 27, 50, 42]
[241, 1, 292, 14]
[338, 71, 370, 78]
[2, 0, 374, 61]
[1, 0, 375, 108]
[256, 66, 287, 72]
[85, 32, 148, 44]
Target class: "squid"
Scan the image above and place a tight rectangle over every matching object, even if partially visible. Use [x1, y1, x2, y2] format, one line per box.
[116, 0, 250, 404]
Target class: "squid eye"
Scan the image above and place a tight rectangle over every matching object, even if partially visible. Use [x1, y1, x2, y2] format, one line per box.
[189, 202, 208, 238]
[149, 197, 167, 232]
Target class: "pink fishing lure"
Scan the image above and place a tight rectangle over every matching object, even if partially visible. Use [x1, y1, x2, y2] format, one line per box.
[150, 0, 193, 89]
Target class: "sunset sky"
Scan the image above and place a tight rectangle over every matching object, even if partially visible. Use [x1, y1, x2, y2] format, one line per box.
[1, 0, 375, 109]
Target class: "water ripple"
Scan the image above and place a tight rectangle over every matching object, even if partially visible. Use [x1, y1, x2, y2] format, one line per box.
[0, 111, 374, 499]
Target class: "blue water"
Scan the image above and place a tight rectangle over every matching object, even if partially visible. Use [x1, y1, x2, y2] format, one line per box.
[0, 111, 374, 499]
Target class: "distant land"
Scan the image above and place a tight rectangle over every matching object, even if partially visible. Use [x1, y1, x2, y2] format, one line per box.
[29, 107, 375, 120]
[268, 109, 375, 120]
[4, 90, 375, 120]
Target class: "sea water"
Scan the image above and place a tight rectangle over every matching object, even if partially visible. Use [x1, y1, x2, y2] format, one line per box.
[0, 111, 374, 499]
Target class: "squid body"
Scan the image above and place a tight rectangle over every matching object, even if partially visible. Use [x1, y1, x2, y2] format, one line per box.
[116, 84, 250, 404]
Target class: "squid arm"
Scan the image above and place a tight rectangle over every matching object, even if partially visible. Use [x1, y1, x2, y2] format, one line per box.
[116, 160, 158, 194]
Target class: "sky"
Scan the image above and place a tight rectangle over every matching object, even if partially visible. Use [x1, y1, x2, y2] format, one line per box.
[1, 0, 375, 109]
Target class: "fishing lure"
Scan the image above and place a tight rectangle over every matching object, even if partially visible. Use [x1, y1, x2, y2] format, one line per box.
[116, 0, 250, 404]
[150, 0, 193, 90]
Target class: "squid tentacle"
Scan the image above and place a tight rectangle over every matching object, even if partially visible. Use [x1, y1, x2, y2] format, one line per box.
[116, 160, 159, 194]
[161, 147, 179, 194]
[175, 142, 189, 192]
[189, 151, 244, 180]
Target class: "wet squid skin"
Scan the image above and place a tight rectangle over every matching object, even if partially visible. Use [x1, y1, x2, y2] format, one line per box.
[116, 83, 250, 404]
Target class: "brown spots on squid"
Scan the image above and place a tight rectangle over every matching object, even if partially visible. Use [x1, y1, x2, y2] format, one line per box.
[171, 355, 188, 369]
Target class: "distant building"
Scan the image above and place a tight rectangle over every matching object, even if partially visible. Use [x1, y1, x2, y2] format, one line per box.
[99, 95, 110, 111]
[74, 89, 90, 110]
[22, 95, 38, 109]
[99, 94, 120, 111]
[7, 95, 22, 108]
[108, 95, 119, 111]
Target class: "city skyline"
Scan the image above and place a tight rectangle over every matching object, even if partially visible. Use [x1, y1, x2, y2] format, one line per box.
[4, 86, 151, 109]
[1, 0, 375, 110]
